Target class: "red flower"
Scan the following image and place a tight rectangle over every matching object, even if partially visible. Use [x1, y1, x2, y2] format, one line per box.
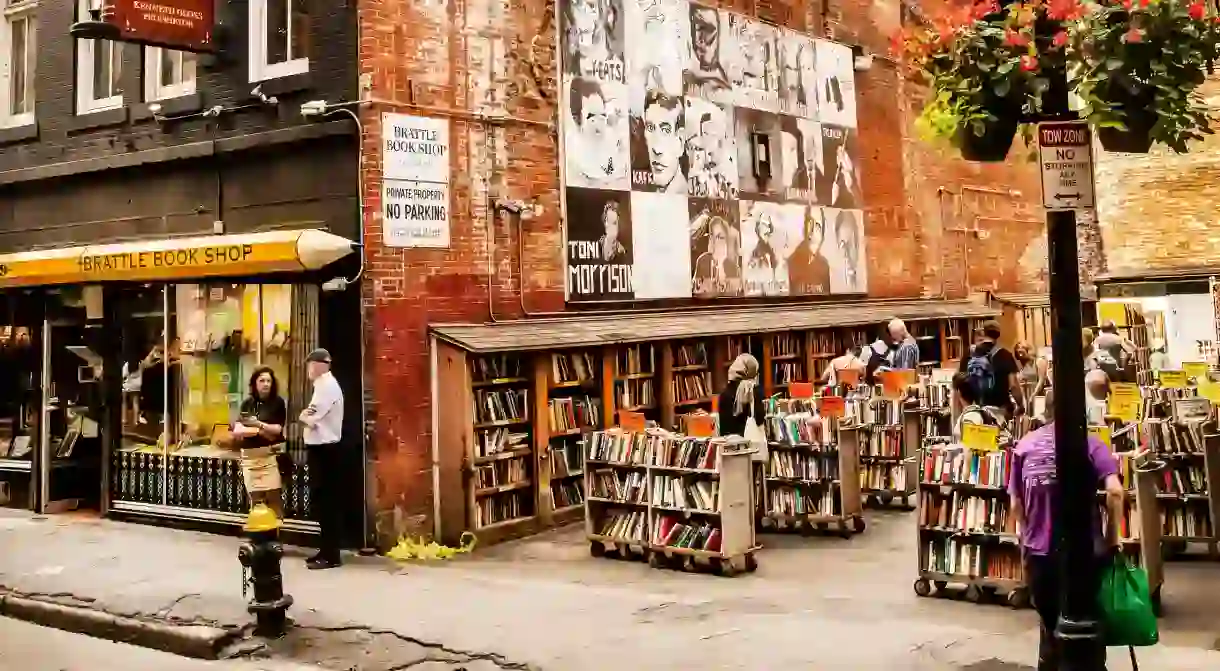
[1122, 0, 1133, 8]
[1047, 0, 1086, 21]
[1189, 1, 1206, 20]
[1124, 27, 1143, 43]
[1053, 31, 1069, 48]
[1004, 30, 1030, 47]
[1020, 55, 1039, 72]
[971, 0, 1000, 19]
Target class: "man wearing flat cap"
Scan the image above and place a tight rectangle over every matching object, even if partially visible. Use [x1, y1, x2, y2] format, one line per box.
[299, 348, 345, 569]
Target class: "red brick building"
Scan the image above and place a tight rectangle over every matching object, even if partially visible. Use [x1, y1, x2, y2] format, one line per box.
[356, 0, 1048, 543]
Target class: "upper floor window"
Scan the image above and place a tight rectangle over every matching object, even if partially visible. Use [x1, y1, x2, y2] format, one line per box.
[0, 0, 36, 128]
[249, 0, 310, 82]
[145, 47, 196, 101]
[76, 0, 122, 114]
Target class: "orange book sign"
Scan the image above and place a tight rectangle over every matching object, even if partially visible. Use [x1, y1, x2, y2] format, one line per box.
[710, 395, 718, 413]
[819, 395, 845, 418]
[880, 369, 915, 398]
[619, 410, 646, 432]
[789, 381, 814, 399]
[685, 414, 716, 437]
[837, 368, 861, 387]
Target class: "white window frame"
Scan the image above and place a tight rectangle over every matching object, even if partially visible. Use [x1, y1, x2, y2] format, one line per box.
[75, 0, 123, 114]
[248, 0, 309, 82]
[144, 47, 196, 101]
[0, 0, 36, 128]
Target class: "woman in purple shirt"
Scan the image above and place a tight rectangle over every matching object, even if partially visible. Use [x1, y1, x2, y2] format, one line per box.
[1008, 387, 1125, 670]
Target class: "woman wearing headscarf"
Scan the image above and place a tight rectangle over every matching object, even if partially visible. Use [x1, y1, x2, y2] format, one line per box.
[718, 353, 765, 437]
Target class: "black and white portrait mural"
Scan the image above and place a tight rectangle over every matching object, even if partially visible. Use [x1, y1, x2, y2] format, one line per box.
[561, 0, 865, 301]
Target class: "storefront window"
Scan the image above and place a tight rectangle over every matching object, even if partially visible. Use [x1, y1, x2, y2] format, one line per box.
[111, 283, 308, 520]
[0, 294, 40, 508]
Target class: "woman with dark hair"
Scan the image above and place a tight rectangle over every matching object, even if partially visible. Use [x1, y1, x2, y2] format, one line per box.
[232, 367, 288, 517]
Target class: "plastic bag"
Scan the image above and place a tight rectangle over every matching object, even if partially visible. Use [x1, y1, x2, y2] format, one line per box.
[1098, 553, 1159, 648]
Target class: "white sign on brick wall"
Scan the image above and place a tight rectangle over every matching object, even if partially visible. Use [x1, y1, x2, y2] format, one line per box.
[382, 113, 450, 248]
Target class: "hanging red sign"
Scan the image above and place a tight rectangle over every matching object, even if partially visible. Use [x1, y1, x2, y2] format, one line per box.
[106, 0, 215, 53]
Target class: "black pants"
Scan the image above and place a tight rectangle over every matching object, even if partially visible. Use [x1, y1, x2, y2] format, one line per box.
[1025, 553, 1108, 671]
[307, 442, 342, 561]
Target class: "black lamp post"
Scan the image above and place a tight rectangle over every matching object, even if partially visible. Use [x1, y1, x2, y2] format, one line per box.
[69, 6, 121, 41]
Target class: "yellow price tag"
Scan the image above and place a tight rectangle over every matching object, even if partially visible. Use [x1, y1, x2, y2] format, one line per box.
[962, 423, 1000, 452]
[1089, 425, 1112, 449]
[1183, 362, 1209, 380]
[1159, 370, 1187, 389]
[1097, 302, 1128, 327]
[1199, 381, 1220, 405]
[1108, 382, 1140, 422]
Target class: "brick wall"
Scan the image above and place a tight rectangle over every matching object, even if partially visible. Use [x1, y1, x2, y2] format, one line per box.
[1094, 78, 1220, 278]
[359, 0, 1050, 543]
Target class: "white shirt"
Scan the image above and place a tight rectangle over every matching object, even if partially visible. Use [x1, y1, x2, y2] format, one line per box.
[304, 371, 344, 445]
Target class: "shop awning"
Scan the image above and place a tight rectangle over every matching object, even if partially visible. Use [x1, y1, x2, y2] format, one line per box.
[0, 229, 356, 288]
[431, 299, 999, 353]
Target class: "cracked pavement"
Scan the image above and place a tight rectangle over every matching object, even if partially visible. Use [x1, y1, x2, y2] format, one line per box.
[2, 509, 1220, 669]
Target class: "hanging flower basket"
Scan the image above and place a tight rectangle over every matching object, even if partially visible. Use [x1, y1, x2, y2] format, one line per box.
[955, 108, 1021, 162]
[1096, 106, 1156, 153]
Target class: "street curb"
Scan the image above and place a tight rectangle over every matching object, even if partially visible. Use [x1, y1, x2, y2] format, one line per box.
[0, 592, 237, 660]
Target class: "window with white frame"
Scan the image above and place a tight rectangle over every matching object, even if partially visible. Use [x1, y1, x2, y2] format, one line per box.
[145, 48, 196, 101]
[76, 0, 122, 114]
[0, 0, 36, 128]
[249, 0, 310, 82]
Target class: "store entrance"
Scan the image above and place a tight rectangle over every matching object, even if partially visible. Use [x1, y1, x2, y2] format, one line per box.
[38, 319, 103, 513]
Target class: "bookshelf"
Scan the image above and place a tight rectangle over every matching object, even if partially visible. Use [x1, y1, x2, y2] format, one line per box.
[763, 332, 807, 397]
[853, 397, 918, 510]
[943, 319, 967, 366]
[1141, 409, 1220, 560]
[668, 339, 715, 426]
[612, 343, 660, 429]
[584, 429, 760, 575]
[469, 353, 534, 534]
[909, 320, 943, 371]
[539, 348, 606, 524]
[759, 398, 865, 537]
[1111, 450, 1166, 614]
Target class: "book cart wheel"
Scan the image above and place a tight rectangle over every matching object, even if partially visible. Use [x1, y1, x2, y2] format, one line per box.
[1006, 587, 1030, 609]
[851, 515, 866, 534]
[879, 491, 894, 506]
[589, 541, 605, 558]
[964, 584, 982, 603]
[745, 553, 758, 573]
[799, 519, 816, 537]
[913, 579, 932, 597]
[715, 558, 738, 577]
[648, 552, 662, 569]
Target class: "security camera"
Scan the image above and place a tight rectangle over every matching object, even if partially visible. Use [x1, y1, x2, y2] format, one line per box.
[321, 277, 349, 292]
[300, 100, 329, 118]
[148, 103, 162, 115]
[853, 54, 874, 72]
[251, 85, 278, 106]
[494, 198, 525, 215]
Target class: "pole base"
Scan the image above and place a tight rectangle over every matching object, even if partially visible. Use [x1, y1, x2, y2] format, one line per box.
[1055, 617, 1106, 671]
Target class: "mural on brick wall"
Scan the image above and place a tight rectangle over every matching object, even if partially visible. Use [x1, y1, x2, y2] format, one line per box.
[560, 0, 866, 302]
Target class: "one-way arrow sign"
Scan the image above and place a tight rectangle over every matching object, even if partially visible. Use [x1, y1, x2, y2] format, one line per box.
[1038, 122, 1095, 211]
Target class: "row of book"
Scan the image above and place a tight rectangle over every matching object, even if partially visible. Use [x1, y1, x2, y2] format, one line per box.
[474, 455, 529, 491]
[475, 388, 529, 424]
[552, 351, 598, 384]
[764, 412, 835, 446]
[772, 333, 802, 357]
[920, 539, 1022, 580]
[773, 361, 805, 385]
[861, 464, 908, 492]
[549, 441, 584, 478]
[861, 429, 903, 458]
[919, 490, 1010, 534]
[855, 399, 902, 426]
[768, 449, 839, 481]
[1143, 419, 1205, 455]
[551, 479, 584, 509]
[615, 378, 655, 409]
[477, 428, 528, 459]
[587, 430, 724, 470]
[922, 446, 1010, 489]
[1157, 464, 1207, 496]
[598, 510, 647, 542]
[915, 383, 952, 411]
[765, 483, 840, 517]
[616, 345, 655, 376]
[590, 468, 647, 503]
[674, 342, 709, 368]
[472, 354, 525, 382]
[548, 396, 600, 433]
[1161, 507, 1213, 539]
[1139, 386, 1198, 421]
[654, 516, 723, 551]
[474, 489, 531, 528]
[672, 371, 712, 404]
[653, 475, 718, 511]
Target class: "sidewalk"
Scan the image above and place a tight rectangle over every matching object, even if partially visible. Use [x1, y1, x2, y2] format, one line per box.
[1, 509, 1217, 670]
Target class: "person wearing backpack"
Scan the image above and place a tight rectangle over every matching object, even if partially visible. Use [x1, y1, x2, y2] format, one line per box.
[1090, 321, 1137, 383]
[957, 320, 1025, 423]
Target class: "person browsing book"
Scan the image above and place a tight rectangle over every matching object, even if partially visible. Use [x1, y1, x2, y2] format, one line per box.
[957, 320, 1023, 422]
[232, 367, 287, 517]
[1008, 387, 1123, 670]
[299, 348, 345, 570]
[717, 354, 764, 437]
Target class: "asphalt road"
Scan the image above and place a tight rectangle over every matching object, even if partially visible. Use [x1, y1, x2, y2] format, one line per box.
[0, 617, 324, 671]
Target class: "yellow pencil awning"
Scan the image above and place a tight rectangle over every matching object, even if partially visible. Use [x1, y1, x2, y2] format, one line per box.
[0, 229, 357, 288]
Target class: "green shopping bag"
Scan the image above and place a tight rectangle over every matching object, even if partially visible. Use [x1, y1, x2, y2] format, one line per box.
[1098, 553, 1159, 648]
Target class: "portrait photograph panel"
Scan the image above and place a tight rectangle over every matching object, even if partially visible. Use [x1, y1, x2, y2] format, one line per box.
[733, 108, 781, 201]
[625, 0, 689, 107]
[561, 0, 627, 83]
[740, 200, 804, 297]
[683, 4, 735, 105]
[816, 124, 862, 210]
[684, 97, 738, 199]
[630, 89, 688, 194]
[815, 39, 857, 128]
[564, 76, 632, 192]
[823, 207, 868, 295]
[566, 188, 635, 301]
[777, 115, 813, 201]
[630, 192, 693, 299]
[727, 15, 780, 112]
[778, 30, 815, 118]
[785, 205, 833, 296]
[688, 198, 742, 298]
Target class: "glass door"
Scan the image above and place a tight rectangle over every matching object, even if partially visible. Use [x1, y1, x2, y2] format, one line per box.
[38, 318, 103, 513]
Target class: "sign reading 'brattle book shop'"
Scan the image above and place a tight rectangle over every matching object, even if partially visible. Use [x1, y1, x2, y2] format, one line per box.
[103, 0, 215, 53]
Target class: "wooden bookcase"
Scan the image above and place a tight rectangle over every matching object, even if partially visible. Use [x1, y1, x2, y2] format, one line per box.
[763, 331, 808, 397]
[666, 339, 715, 427]
[612, 343, 660, 426]
[536, 348, 606, 525]
[468, 352, 535, 536]
[942, 318, 968, 367]
[857, 398, 918, 510]
[909, 319, 943, 370]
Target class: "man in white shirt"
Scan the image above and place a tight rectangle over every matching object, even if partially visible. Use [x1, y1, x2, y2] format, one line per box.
[299, 348, 345, 569]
